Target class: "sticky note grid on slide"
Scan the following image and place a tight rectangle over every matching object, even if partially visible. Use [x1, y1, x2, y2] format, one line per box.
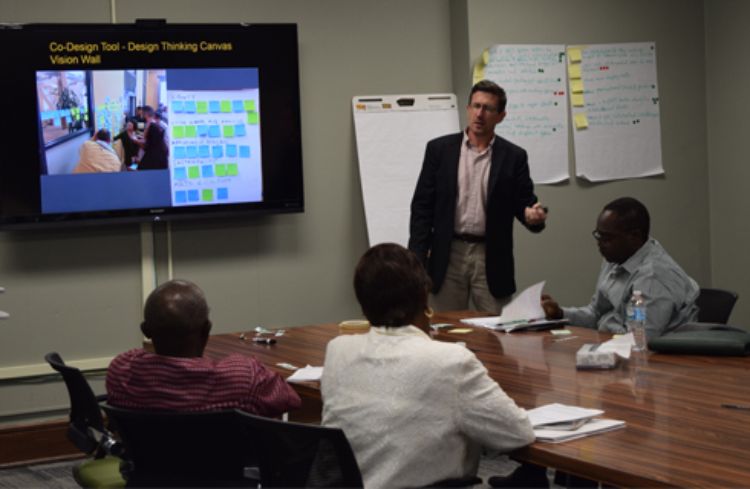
[169, 89, 261, 206]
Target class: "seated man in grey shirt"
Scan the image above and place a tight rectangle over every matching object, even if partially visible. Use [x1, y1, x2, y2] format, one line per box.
[542, 197, 699, 339]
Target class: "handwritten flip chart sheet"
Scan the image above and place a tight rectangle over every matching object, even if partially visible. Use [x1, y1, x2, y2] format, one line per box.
[353, 95, 459, 247]
[169, 89, 262, 206]
[569, 42, 663, 181]
[478, 45, 569, 184]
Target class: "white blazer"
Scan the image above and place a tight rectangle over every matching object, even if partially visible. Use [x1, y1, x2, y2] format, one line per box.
[321, 325, 534, 489]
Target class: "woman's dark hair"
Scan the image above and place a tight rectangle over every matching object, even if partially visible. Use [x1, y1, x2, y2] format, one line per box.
[353, 243, 432, 327]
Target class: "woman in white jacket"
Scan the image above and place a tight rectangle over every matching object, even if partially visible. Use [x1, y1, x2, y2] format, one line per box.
[321, 243, 540, 489]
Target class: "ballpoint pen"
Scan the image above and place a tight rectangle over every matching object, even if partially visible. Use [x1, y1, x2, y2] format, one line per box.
[721, 403, 750, 410]
[553, 336, 579, 343]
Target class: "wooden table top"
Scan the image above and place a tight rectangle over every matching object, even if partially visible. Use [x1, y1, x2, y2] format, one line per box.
[204, 312, 750, 488]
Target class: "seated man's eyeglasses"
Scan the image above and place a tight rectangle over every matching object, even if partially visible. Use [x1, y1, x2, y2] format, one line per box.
[469, 102, 499, 114]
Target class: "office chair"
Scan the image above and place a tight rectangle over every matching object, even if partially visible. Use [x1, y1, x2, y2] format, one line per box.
[44, 352, 125, 488]
[238, 411, 364, 488]
[100, 403, 258, 488]
[696, 288, 739, 324]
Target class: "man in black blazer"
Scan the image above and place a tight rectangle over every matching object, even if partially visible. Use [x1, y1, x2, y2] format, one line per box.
[409, 80, 547, 313]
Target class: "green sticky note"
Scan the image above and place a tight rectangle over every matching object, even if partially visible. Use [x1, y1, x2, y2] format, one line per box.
[221, 100, 232, 113]
[227, 163, 239, 176]
[247, 111, 259, 125]
[215, 164, 227, 177]
[202, 189, 214, 201]
[244, 99, 256, 111]
[188, 166, 200, 179]
[185, 125, 197, 138]
[196, 101, 208, 113]
[173, 126, 185, 138]
[223, 125, 235, 137]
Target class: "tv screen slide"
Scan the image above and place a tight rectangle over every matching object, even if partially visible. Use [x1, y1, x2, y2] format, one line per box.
[0, 23, 303, 228]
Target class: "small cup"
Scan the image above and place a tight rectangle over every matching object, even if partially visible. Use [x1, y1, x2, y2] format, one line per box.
[338, 319, 370, 334]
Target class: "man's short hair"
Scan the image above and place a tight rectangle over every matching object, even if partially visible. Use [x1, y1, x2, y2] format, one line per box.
[94, 129, 111, 143]
[142, 105, 155, 117]
[603, 197, 650, 239]
[469, 80, 507, 113]
[143, 279, 209, 340]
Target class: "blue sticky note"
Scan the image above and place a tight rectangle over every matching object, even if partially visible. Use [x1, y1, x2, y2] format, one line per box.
[199, 145, 210, 158]
[234, 124, 246, 137]
[184, 101, 197, 113]
[232, 100, 244, 113]
[217, 187, 229, 200]
[188, 189, 200, 202]
[239, 146, 250, 158]
[197, 125, 209, 137]
[174, 167, 187, 180]
[172, 101, 184, 113]
[175, 191, 187, 203]
[226, 145, 237, 157]
[174, 146, 187, 159]
[186, 146, 198, 158]
[201, 165, 214, 178]
[209, 125, 221, 137]
[212, 145, 224, 158]
[209, 101, 221, 113]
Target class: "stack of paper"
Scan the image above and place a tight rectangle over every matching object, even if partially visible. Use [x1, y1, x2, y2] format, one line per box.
[460, 281, 567, 332]
[527, 403, 625, 443]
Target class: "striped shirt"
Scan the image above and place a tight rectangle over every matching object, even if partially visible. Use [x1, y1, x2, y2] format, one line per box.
[106, 349, 301, 417]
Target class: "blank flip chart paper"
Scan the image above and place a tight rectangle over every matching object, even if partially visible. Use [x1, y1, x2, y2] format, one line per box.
[353, 94, 459, 247]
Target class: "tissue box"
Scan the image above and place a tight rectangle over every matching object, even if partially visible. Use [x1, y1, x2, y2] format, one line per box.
[576, 343, 618, 369]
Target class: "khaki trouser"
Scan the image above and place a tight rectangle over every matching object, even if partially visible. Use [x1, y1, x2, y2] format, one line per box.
[430, 239, 511, 315]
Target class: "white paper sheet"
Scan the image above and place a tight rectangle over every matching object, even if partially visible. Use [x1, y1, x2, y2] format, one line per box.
[286, 365, 323, 383]
[570, 42, 663, 181]
[534, 418, 626, 443]
[597, 333, 635, 359]
[353, 95, 459, 247]
[481, 45, 570, 184]
[460, 281, 547, 329]
[527, 403, 604, 427]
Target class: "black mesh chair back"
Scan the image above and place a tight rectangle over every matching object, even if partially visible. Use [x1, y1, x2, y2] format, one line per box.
[101, 403, 257, 488]
[45, 352, 107, 455]
[696, 288, 739, 324]
[238, 411, 363, 488]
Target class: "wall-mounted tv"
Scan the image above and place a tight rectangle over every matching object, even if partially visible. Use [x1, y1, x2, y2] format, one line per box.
[0, 22, 303, 228]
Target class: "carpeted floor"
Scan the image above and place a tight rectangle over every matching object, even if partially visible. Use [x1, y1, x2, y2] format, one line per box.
[0, 455, 556, 488]
[0, 459, 81, 489]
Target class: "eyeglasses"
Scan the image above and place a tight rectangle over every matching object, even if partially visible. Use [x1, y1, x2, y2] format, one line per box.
[592, 229, 634, 242]
[592, 229, 614, 242]
[469, 102, 499, 114]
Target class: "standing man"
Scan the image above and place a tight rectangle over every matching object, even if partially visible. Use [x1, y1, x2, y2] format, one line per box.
[409, 80, 547, 313]
[136, 105, 169, 170]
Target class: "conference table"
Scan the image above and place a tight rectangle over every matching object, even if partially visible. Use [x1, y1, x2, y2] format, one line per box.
[203, 311, 750, 488]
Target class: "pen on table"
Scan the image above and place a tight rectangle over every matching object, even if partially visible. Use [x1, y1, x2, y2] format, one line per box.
[252, 337, 277, 345]
[553, 336, 579, 342]
[721, 403, 750, 410]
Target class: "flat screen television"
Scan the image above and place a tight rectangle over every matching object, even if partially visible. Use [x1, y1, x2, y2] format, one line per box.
[0, 22, 303, 228]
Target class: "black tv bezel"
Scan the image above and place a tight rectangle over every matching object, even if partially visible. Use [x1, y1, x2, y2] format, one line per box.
[0, 21, 304, 230]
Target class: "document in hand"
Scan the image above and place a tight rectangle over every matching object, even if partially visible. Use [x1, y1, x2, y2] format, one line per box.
[527, 403, 625, 443]
[460, 281, 568, 332]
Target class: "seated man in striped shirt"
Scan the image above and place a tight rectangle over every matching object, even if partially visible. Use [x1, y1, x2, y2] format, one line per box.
[106, 279, 300, 416]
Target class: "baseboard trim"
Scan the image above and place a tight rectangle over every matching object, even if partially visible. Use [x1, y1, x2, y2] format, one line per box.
[0, 419, 81, 467]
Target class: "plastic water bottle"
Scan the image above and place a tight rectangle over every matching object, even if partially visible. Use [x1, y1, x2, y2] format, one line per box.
[626, 290, 647, 352]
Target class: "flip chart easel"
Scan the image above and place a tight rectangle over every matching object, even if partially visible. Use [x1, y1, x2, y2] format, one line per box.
[352, 94, 459, 247]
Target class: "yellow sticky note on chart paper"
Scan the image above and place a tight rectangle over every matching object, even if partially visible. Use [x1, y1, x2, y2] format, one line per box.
[567, 47, 582, 63]
[568, 63, 582, 79]
[574, 113, 589, 130]
[570, 79, 584, 94]
[571, 93, 585, 107]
